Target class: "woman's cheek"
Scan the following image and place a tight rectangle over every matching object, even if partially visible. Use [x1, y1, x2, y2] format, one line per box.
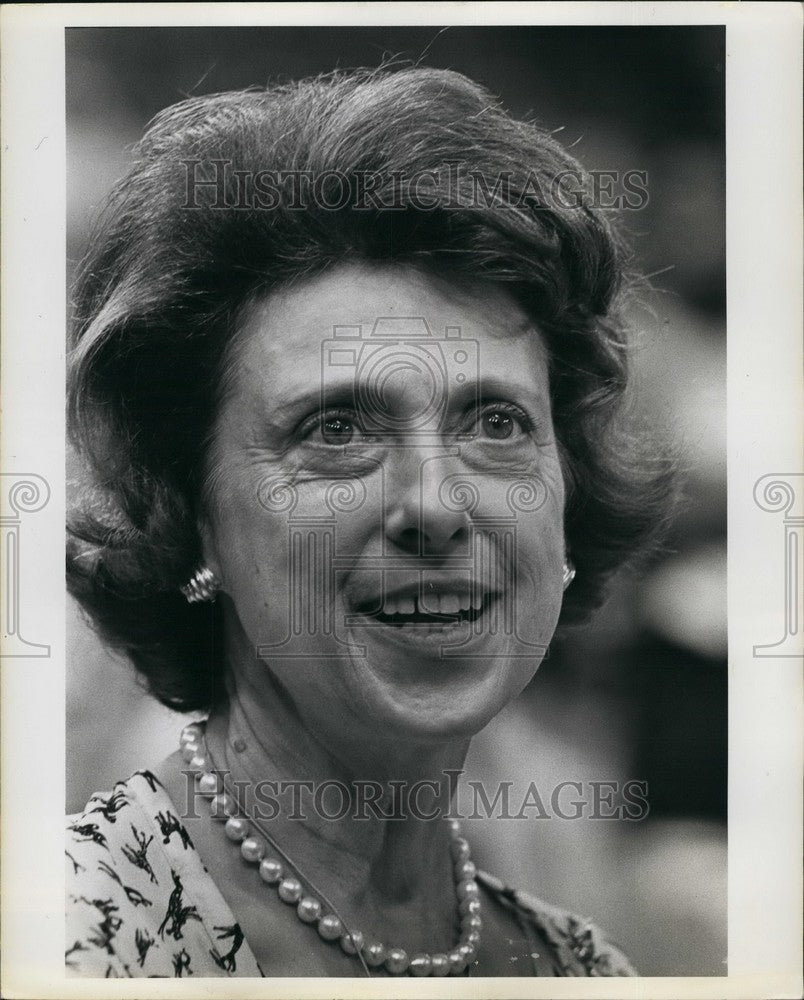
[515, 467, 566, 645]
[234, 480, 378, 655]
[218, 510, 291, 650]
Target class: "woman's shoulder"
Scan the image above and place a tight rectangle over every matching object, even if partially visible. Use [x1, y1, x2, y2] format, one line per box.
[66, 769, 192, 894]
[477, 870, 637, 977]
[66, 770, 260, 978]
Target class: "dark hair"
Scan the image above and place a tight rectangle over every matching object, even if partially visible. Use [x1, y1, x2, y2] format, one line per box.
[68, 66, 677, 711]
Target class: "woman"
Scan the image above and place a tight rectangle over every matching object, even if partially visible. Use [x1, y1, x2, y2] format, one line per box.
[66, 66, 674, 978]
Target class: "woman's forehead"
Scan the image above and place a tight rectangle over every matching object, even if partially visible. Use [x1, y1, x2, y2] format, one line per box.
[231, 262, 549, 390]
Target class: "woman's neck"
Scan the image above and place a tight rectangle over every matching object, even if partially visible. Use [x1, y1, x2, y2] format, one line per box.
[203, 645, 469, 928]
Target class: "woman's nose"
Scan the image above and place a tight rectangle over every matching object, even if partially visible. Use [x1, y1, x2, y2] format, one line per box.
[383, 446, 470, 556]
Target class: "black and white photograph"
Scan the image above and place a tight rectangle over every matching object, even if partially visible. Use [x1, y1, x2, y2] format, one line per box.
[0, 4, 801, 997]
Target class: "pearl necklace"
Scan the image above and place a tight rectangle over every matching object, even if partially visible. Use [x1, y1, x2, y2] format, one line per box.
[180, 722, 482, 977]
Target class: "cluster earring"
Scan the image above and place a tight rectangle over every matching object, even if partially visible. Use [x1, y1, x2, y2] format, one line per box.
[180, 566, 221, 603]
[562, 560, 576, 591]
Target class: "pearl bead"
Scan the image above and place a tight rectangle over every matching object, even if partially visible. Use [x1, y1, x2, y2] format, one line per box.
[364, 941, 386, 966]
[430, 953, 450, 976]
[277, 877, 303, 903]
[384, 948, 409, 975]
[318, 914, 344, 941]
[339, 929, 363, 953]
[447, 948, 466, 974]
[197, 772, 218, 797]
[258, 858, 283, 884]
[463, 929, 481, 948]
[455, 860, 476, 881]
[450, 837, 471, 863]
[461, 914, 482, 933]
[459, 896, 481, 917]
[458, 942, 476, 965]
[210, 793, 235, 819]
[180, 724, 202, 743]
[189, 753, 208, 771]
[224, 817, 248, 841]
[240, 837, 265, 863]
[409, 953, 432, 976]
[297, 897, 322, 923]
[456, 879, 479, 901]
[181, 742, 199, 762]
[446, 818, 462, 836]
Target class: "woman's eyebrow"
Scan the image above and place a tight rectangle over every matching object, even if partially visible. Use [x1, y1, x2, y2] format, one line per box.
[266, 381, 354, 420]
[268, 377, 547, 422]
[450, 376, 549, 410]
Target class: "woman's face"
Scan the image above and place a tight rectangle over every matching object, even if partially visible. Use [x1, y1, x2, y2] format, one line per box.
[202, 263, 566, 746]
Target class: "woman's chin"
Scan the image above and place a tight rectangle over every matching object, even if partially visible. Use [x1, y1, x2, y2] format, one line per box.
[345, 623, 541, 741]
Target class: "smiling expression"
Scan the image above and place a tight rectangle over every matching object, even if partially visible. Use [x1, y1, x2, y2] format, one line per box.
[201, 263, 566, 744]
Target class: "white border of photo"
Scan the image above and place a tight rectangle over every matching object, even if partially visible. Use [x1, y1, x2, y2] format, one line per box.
[1, 3, 801, 998]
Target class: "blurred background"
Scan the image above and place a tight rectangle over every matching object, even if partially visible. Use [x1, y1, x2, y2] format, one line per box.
[66, 26, 726, 976]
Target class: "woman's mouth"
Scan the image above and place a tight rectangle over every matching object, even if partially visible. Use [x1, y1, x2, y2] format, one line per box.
[349, 593, 499, 631]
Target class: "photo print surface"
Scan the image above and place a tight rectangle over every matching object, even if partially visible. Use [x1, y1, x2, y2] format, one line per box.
[64, 24, 726, 979]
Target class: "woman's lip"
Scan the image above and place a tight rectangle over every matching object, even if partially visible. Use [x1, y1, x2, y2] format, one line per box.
[344, 596, 501, 655]
[347, 613, 480, 654]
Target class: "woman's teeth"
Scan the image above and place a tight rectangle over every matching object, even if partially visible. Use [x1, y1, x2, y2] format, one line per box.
[366, 593, 489, 627]
[396, 596, 415, 616]
[384, 594, 467, 615]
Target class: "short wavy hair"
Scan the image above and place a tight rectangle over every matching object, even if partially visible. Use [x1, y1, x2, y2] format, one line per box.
[68, 66, 677, 711]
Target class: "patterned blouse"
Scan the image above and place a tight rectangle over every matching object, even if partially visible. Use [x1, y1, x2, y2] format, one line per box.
[66, 770, 636, 978]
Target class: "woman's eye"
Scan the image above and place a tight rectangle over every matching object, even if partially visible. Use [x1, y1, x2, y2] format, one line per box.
[475, 405, 531, 441]
[321, 415, 356, 444]
[303, 404, 531, 447]
[481, 409, 515, 440]
[302, 410, 364, 446]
